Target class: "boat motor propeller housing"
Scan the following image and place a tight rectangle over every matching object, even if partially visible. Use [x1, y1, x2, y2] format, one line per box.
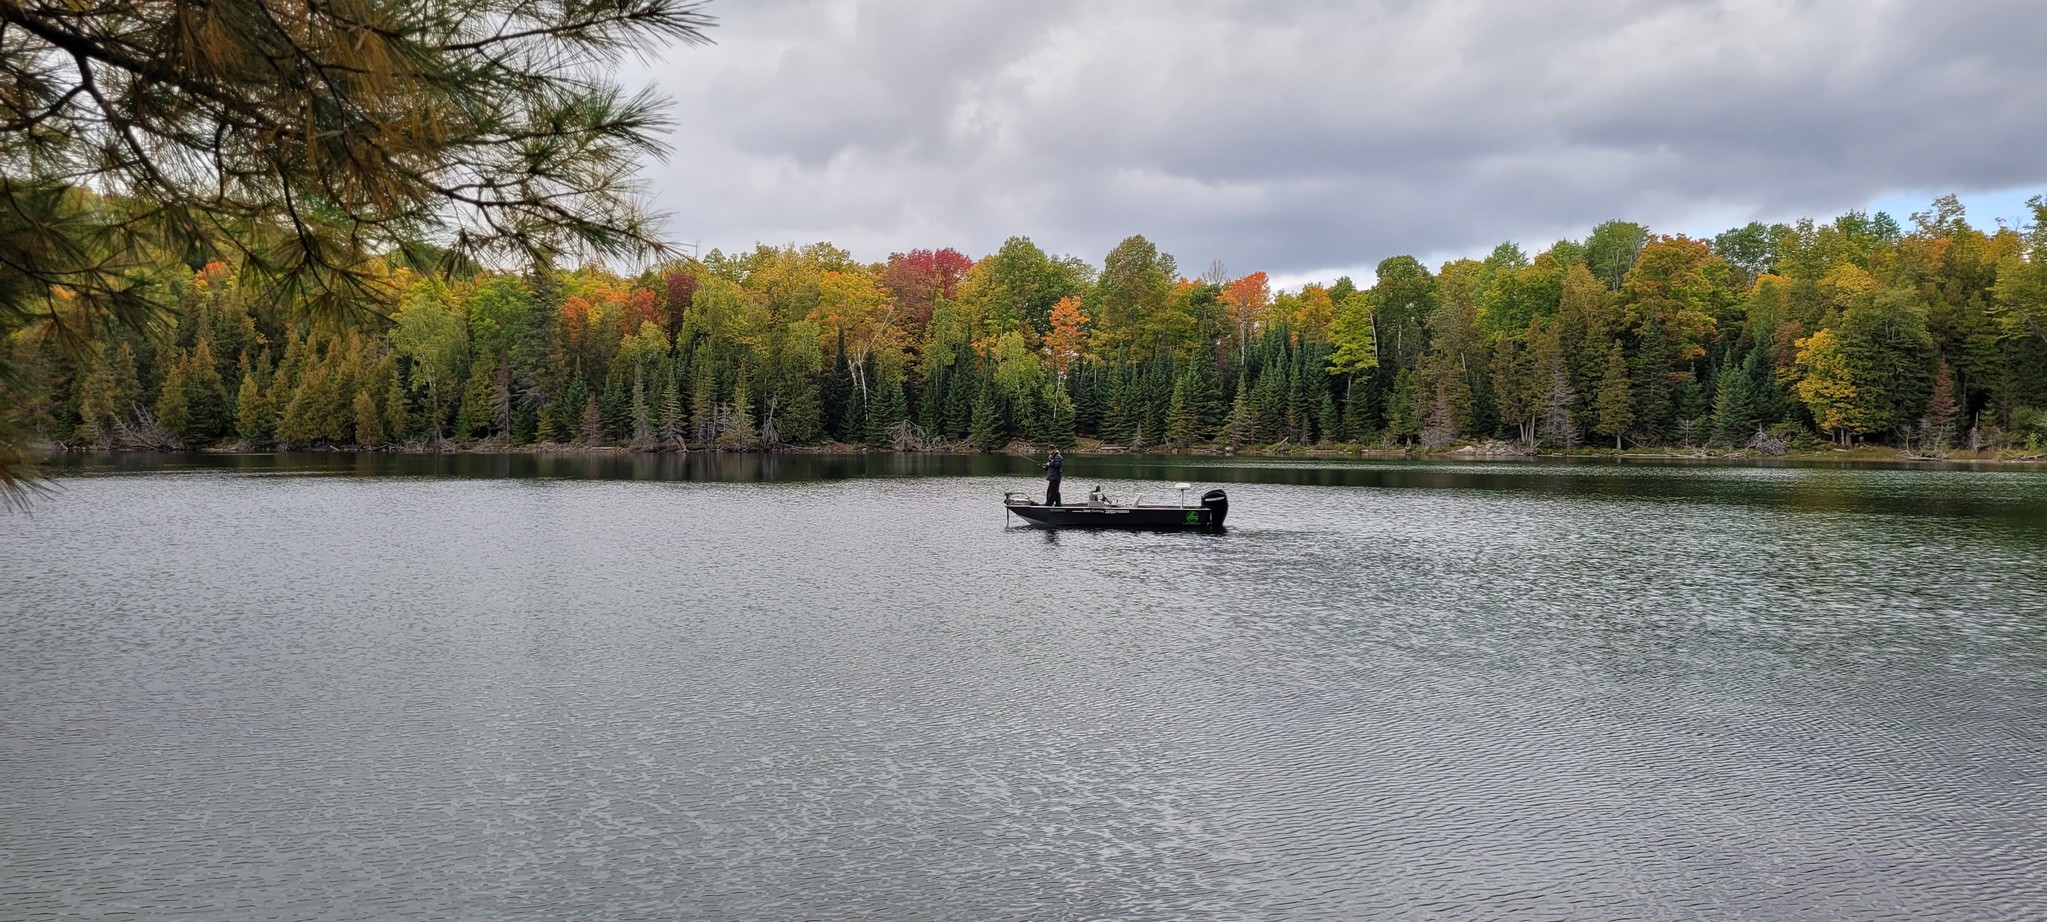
[1200, 488, 1229, 527]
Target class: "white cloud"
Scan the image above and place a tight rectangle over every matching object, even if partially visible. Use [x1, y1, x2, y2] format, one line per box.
[625, 0, 2047, 274]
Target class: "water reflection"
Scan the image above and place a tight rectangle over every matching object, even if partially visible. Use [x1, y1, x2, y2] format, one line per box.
[40, 449, 2047, 524]
[5, 452, 2045, 919]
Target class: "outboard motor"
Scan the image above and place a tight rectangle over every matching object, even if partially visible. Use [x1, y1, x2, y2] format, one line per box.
[1200, 488, 1229, 528]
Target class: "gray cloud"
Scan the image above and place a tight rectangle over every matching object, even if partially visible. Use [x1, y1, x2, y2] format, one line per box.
[626, 0, 2047, 280]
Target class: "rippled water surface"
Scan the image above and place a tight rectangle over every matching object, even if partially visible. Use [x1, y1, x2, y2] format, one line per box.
[5, 453, 2047, 920]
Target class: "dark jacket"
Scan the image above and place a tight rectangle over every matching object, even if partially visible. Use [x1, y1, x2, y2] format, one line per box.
[1043, 454, 1063, 482]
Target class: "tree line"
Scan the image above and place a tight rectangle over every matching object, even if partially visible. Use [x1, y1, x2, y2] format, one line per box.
[9, 194, 2047, 457]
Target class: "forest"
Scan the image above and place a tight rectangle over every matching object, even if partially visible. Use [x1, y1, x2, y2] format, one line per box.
[8, 194, 2047, 458]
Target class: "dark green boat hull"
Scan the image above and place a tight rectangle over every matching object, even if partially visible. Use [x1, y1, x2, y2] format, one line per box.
[1005, 489, 1228, 530]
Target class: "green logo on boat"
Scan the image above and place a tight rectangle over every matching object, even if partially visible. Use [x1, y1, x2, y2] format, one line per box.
[1186, 510, 1200, 523]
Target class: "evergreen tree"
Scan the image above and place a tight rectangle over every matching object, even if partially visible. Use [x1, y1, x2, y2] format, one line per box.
[718, 385, 758, 449]
[1318, 392, 1340, 444]
[1920, 360, 1961, 450]
[1711, 355, 1761, 444]
[823, 331, 854, 441]
[690, 359, 718, 444]
[969, 381, 1005, 451]
[601, 372, 630, 442]
[353, 391, 385, 445]
[1594, 341, 1634, 449]
[492, 353, 515, 438]
[383, 368, 410, 443]
[111, 341, 142, 421]
[1165, 372, 1195, 448]
[658, 373, 685, 446]
[184, 339, 230, 442]
[1343, 375, 1379, 443]
[456, 356, 496, 439]
[75, 355, 118, 446]
[235, 367, 268, 444]
[1386, 368, 1423, 444]
[630, 370, 654, 448]
[154, 357, 191, 441]
[579, 396, 605, 445]
[1043, 381, 1077, 449]
[866, 377, 908, 447]
[949, 359, 979, 440]
[1224, 370, 1254, 447]
[1632, 315, 1674, 442]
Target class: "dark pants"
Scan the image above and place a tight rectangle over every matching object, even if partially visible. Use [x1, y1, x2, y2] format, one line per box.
[1045, 480, 1062, 506]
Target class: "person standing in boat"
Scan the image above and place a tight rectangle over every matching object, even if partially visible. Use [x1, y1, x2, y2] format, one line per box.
[1042, 448, 1064, 506]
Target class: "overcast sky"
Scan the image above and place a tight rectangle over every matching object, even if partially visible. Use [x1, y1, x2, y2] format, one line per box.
[626, 0, 2047, 287]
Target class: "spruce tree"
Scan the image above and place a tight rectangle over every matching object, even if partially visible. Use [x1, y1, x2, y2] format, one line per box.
[580, 396, 605, 445]
[943, 360, 975, 441]
[75, 356, 118, 446]
[383, 368, 410, 443]
[456, 356, 495, 439]
[1225, 370, 1253, 448]
[1043, 382, 1077, 449]
[658, 373, 685, 447]
[235, 368, 268, 444]
[353, 391, 385, 445]
[184, 339, 230, 442]
[1165, 371, 1195, 448]
[969, 382, 1005, 451]
[1342, 375, 1378, 443]
[111, 342, 142, 421]
[1594, 341, 1634, 449]
[719, 385, 758, 449]
[1711, 355, 1760, 445]
[154, 357, 191, 441]
[601, 373, 630, 442]
[630, 369, 654, 448]
[690, 360, 717, 443]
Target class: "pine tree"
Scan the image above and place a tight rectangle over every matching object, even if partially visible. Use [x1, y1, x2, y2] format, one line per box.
[1318, 392, 1340, 444]
[234, 367, 268, 443]
[353, 391, 385, 445]
[943, 359, 975, 440]
[1043, 382, 1077, 449]
[383, 367, 410, 443]
[75, 355, 118, 446]
[630, 369, 654, 448]
[718, 384, 757, 448]
[580, 396, 605, 445]
[456, 356, 495, 439]
[1711, 355, 1760, 445]
[658, 372, 685, 447]
[842, 378, 869, 445]
[1920, 360, 1960, 451]
[1224, 370, 1253, 447]
[969, 381, 1004, 451]
[1594, 340, 1634, 449]
[1165, 371, 1196, 448]
[1342, 375, 1377, 443]
[1386, 368, 1422, 445]
[601, 372, 630, 442]
[866, 377, 908, 447]
[690, 360, 717, 444]
[110, 341, 141, 421]
[184, 339, 230, 442]
[154, 356, 191, 441]
[492, 353, 515, 438]
[1632, 316, 1673, 443]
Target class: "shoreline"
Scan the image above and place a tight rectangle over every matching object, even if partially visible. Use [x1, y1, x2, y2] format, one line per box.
[33, 439, 2047, 468]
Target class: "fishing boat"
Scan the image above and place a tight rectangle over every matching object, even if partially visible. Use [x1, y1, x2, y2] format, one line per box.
[1003, 483, 1229, 530]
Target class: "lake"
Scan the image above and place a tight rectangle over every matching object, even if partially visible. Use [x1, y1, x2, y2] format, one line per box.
[5, 453, 2045, 920]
